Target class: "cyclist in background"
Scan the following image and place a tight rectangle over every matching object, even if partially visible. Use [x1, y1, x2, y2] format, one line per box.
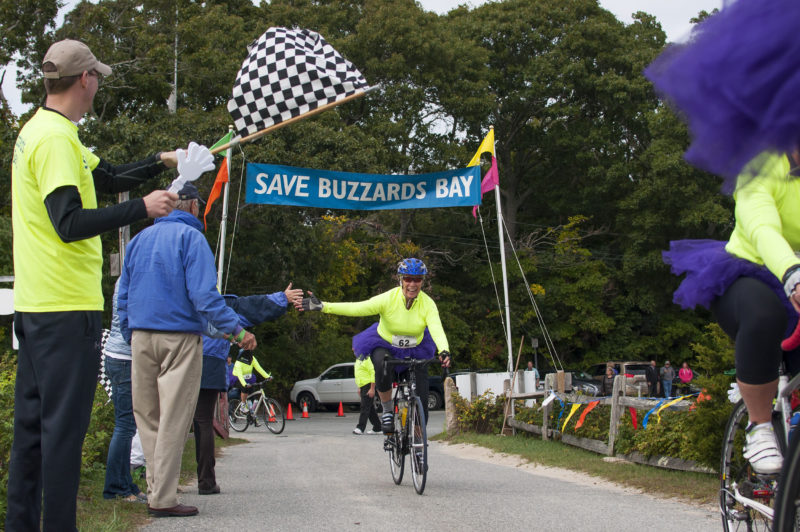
[232, 350, 271, 411]
[664, 151, 800, 475]
[299, 258, 451, 433]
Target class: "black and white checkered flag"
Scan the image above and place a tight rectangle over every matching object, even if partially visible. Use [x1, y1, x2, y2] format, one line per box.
[97, 328, 113, 401]
[227, 27, 369, 137]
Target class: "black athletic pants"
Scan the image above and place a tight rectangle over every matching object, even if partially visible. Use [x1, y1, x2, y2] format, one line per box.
[370, 347, 430, 423]
[6, 311, 102, 532]
[711, 276, 800, 384]
[193, 388, 219, 491]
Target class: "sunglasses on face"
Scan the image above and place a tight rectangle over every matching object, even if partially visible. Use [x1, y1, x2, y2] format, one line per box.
[403, 276, 423, 283]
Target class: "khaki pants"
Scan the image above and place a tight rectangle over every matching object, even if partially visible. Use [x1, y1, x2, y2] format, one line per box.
[131, 331, 202, 509]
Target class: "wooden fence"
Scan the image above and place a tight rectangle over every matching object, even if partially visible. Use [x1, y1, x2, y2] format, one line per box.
[508, 373, 713, 474]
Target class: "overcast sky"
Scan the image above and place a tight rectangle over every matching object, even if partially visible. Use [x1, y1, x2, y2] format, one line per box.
[2, 0, 721, 116]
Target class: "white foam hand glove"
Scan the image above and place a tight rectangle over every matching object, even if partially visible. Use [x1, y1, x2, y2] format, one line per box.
[727, 382, 741, 404]
[168, 142, 215, 193]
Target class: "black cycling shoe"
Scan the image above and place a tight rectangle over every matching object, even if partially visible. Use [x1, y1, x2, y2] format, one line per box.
[381, 412, 394, 434]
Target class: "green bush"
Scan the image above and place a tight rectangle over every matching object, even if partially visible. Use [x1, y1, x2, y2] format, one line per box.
[451, 390, 506, 434]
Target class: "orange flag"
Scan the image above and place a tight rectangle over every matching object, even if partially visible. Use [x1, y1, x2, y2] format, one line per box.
[204, 158, 228, 230]
[574, 400, 600, 430]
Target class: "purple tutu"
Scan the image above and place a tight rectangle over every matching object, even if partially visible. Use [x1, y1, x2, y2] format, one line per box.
[644, 0, 800, 192]
[664, 239, 797, 336]
[352, 322, 436, 370]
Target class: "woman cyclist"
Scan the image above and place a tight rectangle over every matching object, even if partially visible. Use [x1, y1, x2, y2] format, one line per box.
[664, 150, 800, 475]
[299, 258, 451, 433]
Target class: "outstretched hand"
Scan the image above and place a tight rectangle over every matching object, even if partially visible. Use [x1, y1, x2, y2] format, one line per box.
[284, 282, 304, 308]
[300, 291, 323, 312]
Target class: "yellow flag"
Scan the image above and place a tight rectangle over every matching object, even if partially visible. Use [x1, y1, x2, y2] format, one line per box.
[562, 403, 582, 432]
[468, 129, 495, 167]
[655, 395, 687, 424]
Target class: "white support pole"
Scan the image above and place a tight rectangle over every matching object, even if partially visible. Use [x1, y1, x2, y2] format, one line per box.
[217, 125, 234, 291]
[491, 127, 513, 373]
[490, 126, 515, 424]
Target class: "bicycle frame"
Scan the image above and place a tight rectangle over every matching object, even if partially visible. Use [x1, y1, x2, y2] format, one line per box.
[723, 365, 800, 525]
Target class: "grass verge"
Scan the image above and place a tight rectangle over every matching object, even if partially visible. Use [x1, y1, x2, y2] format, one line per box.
[76, 435, 247, 531]
[439, 432, 718, 506]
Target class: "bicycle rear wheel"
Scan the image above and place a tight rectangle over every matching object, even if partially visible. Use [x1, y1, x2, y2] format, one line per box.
[774, 430, 800, 531]
[410, 396, 428, 495]
[720, 399, 775, 531]
[228, 399, 250, 432]
[262, 398, 285, 434]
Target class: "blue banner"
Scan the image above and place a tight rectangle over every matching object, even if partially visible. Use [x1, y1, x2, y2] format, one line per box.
[246, 163, 481, 210]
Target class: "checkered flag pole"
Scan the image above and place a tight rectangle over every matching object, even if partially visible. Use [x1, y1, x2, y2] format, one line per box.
[218, 27, 372, 154]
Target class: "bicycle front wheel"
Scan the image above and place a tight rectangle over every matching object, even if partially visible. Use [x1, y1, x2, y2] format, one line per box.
[228, 399, 250, 432]
[410, 396, 428, 495]
[720, 399, 774, 531]
[263, 398, 285, 434]
[389, 404, 405, 485]
[774, 430, 800, 531]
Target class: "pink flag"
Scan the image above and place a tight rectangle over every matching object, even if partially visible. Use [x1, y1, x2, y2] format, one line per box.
[472, 156, 499, 218]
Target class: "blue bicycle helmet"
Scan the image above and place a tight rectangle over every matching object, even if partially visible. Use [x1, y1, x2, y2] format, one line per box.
[397, 258, 428, 276]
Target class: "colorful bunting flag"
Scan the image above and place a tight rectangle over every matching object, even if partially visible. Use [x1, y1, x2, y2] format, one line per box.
[574, 400, 600, 430]
[204, 159, 228, 230]
[562, 403, 582, 432]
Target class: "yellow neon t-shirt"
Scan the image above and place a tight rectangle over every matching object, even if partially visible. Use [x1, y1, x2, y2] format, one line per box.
[12, 108, 103, 311]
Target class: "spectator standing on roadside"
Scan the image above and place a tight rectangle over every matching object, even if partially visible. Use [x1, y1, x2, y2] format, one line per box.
[678, 362, 694, 395]
[601, 366, 616, 396]
[102, 279, 146, 503]
[525, 361, 540, 389]
[661, 361, 676, 398]
[195, 287, 301, 496]
[645, 360, 660, 397]
[7, 38, 179, 531]
[119, 182, 256, 518]
[353, 357, 382, 435]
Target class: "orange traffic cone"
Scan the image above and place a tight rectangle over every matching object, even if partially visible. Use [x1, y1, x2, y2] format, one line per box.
[337, 401, 345, 417]
[268, 404, 277, 422]
[286, 402, 295, 420]
[301, 401, 309, 418]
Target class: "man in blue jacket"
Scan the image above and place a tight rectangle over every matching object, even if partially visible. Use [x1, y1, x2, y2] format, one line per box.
[118, 182, 256, 518]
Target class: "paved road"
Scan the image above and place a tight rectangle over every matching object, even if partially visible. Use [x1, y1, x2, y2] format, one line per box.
[142, 410, 718, 531]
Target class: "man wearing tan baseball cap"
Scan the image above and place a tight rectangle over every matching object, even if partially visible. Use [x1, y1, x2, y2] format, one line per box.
[41, 39, 112, 80]
[6, 38, 185, 531]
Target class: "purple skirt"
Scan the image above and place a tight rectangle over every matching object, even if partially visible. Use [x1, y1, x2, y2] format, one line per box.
[663, 239, 797, 337]
[351, 323, 436, 371]
[644, 0, 800, 191]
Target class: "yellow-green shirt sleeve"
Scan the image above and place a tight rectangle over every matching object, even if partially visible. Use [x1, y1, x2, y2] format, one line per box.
[727, 154, 800, 279]
[252, 358, 269, 379]
[322, 292, 386, 317]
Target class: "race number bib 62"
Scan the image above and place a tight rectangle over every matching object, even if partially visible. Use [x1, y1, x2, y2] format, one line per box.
[391, 335, 417, 348]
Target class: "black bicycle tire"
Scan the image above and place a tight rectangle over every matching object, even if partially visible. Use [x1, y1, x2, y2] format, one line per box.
[264, 398, 286, 434]
[389, 395, 405, 485]
[719, 399, 774, 532]
[228, 398, 249, 432]
[409, 396, 428, 495]
[774, 429, 800, 531]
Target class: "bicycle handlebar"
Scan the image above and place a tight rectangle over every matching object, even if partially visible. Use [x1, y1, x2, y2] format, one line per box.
[383, 357, 439, 368]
